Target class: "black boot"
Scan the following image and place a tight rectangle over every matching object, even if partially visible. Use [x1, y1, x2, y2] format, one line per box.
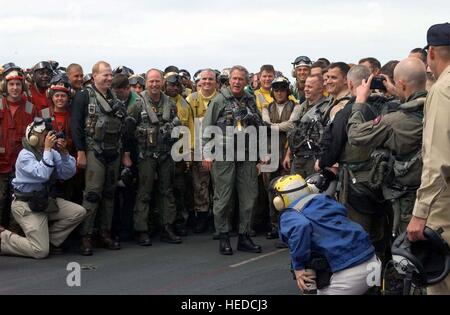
[237, 233, 262, 253]
[266, 226, 279, 239]
[137, 232, 152, 246]
[175, 223, 188, 237]
[160, 224, 182, 244]
[219, 233, 233, 255]
[194, 212, 208, 234]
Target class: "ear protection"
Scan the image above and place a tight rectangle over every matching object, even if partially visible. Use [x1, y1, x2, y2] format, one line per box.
[1, 70, 26, 97]
[269, 176, 309, 212]
[26, 117, 52, 147]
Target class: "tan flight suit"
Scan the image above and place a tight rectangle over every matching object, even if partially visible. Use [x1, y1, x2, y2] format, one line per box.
[347, 91, 427, 236]
[412, 65, 450, 295]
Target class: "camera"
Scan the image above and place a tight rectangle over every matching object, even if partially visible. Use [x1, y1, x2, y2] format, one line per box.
[55, 131, 65, 139]
[370, 76, 387, 91]
[111, 99, 127, 119]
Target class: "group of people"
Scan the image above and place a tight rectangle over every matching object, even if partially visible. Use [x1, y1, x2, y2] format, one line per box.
[0, 22, 449, 295]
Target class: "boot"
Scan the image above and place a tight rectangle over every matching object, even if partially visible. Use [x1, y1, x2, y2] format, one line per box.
[219, 233, 233, 255]
[237, 233, 262, 253]
[80, 235, 93, 256]
[266, 226, 279, 239]
[194, 212, 208, 234]
[174, 222, 188, 237]
[137, 232, 152, 247]
[97, 231, 121, 250]
[160, 224, 182, 244]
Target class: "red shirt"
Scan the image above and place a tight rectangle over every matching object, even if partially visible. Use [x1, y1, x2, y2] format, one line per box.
[0, 97, 37, 173]
[29, 84, 51, 112]
[52, 110, 75, 155]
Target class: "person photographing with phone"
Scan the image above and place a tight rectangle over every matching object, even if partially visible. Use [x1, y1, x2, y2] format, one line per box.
[0, 118, 86, 259]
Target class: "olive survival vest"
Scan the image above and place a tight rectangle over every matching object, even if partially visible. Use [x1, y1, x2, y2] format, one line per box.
[135, 91, 176, 156]
[84, 87, 124, 156]
[288, 99, 329, 156]
[216, 90, 260, 133]
[390, 96, 426, 190]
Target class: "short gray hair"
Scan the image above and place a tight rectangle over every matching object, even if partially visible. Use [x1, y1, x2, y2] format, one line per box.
[200, 69, 217, 81]
[347, 65, 371, 87]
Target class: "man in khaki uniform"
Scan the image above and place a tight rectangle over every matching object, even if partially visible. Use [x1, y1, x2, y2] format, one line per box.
[347, 58, 428, 237]
[0, 119, 86, 258]
[186, 69, 218, 233]
[407, 22, 450, 295]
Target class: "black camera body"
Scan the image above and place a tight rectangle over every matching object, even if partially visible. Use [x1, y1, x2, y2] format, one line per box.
[55, 131, 65, 139]
[370, 76, 387, 91]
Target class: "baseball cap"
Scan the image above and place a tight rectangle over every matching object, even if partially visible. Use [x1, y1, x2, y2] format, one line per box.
[425, 22, 450, 50]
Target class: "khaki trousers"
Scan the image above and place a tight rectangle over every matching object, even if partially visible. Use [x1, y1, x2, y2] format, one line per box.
[0, 198, 86, 259]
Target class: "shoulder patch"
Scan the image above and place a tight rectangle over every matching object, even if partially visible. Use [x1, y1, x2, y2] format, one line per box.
[372, 116, 382, 125]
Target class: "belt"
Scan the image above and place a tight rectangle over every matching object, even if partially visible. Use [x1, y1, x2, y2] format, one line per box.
[13, 190, 43, 202]
[14, 194, 33, 202]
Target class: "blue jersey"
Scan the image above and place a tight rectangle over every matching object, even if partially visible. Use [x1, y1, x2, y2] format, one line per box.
[279, 194, 374, 272]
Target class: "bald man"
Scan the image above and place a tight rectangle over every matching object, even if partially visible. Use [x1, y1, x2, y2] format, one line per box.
[347, 57, 428, 236]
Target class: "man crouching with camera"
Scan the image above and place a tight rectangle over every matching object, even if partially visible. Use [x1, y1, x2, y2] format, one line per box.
[0, 118, 86, 259]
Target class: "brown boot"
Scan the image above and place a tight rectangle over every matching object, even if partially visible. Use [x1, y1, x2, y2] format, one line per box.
[97, 231, 121, 250]
[80, 235, 93, 256]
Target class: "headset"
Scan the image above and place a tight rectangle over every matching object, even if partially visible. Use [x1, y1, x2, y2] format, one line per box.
[1, 63, 26, 97]
[26, 117, 53, 147]
[269, 175, 310, 211]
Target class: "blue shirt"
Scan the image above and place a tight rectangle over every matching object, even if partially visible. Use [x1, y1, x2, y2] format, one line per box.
[279, 194, 375, 273]
[12, 149, 76, 193]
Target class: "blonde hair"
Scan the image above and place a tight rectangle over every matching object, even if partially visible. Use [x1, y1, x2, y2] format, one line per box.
[92, 61, 111, 74]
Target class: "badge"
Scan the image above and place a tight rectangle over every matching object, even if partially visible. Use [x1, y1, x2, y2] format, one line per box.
[88, 104, 96, 115]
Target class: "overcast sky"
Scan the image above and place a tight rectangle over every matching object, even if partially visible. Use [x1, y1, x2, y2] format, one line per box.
[2, 0, 448, 78]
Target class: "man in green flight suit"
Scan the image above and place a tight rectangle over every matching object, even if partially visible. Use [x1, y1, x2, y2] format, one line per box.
[202, 65, 263, 256]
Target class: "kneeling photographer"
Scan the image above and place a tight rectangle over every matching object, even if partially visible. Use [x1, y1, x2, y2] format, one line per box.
[0, 118, 86, 259]
[273, 172, 381, 295]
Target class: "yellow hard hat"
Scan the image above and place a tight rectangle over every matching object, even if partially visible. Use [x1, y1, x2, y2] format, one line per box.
[271, 175, 311, 211]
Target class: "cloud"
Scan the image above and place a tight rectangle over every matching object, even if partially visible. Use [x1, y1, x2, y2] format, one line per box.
[2, 0, 449, 77]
